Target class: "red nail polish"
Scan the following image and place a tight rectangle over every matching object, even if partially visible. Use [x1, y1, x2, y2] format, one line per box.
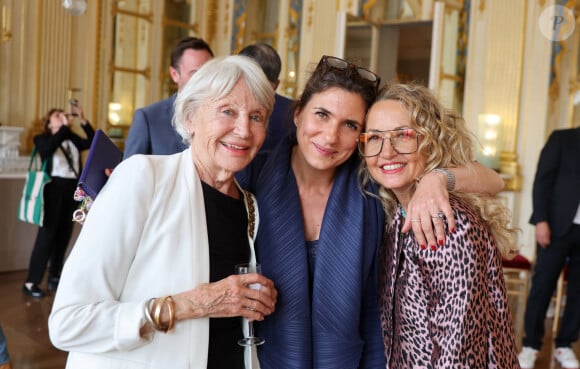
[430, 245, 437, 251]
[438, 239, 444, 246]
[420, 244, 427, 250]
[451, 227, 456, 233]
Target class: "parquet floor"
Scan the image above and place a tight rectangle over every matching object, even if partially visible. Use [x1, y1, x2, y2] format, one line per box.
[0, 269, 579, 368]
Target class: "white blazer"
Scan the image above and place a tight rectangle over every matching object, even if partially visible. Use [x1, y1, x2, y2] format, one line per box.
[49, 148, 259, 369]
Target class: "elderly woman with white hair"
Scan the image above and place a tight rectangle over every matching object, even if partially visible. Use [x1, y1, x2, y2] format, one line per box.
[48, 55, 278, 369]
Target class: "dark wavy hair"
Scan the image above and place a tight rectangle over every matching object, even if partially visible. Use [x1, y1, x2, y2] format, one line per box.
[295, 56, 379, 118]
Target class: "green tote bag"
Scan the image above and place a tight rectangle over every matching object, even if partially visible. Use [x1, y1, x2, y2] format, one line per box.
[17, 147, 52, 226]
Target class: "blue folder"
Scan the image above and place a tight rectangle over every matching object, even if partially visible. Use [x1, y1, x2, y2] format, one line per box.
[77, 129, 122, 199]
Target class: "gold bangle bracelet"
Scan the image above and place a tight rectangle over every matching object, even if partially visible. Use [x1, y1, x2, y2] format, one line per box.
[146, 295, 176, 333]
[165, 296, 175, 332]
[153, 296, 168, 332]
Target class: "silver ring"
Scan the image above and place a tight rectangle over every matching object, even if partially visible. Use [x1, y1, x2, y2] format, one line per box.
[411, 219, 421, 223]
[432, 212, 445, 220]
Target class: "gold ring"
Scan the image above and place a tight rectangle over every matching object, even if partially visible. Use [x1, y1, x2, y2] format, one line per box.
[411, 219, 421, 222]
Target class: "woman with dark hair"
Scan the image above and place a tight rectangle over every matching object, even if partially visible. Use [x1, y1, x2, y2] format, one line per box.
[237, 56, 505, 369]
[22, 104, 94, 298]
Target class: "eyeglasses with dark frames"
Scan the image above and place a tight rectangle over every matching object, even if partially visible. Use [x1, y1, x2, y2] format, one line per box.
[317, 55, 381, 89]
[358, 128, 421, 157]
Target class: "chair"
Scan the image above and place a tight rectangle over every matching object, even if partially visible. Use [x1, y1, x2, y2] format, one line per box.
[548, 267, 569, 369]
[502, 253, 533, 346]
[551, 266, 568, 336]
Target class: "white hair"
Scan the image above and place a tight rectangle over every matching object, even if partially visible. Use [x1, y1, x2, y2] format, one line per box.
[173, 55, 275, 142]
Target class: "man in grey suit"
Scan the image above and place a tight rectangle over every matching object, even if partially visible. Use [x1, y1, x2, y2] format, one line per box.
[518, 127, 580, 369]
[123, 37, 213, 158]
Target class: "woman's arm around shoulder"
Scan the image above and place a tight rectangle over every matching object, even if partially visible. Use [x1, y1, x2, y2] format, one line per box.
[403, 162, 504, 248]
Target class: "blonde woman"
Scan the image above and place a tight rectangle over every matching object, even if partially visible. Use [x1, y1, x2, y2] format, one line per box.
[359, 82, 520, 368]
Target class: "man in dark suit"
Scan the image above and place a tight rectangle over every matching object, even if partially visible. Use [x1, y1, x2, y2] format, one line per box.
[518, 127, 580, 369]
[123, 37, 214, 158]
[238, 43, 294, 153]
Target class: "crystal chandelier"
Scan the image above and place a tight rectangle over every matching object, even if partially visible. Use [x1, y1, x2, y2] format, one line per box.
[62, 0, 87, 16]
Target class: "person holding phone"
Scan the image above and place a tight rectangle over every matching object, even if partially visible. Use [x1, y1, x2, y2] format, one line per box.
[22, 103, 95, 298]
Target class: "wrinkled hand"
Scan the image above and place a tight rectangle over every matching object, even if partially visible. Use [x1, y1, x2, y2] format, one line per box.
[402, 171, 455, 250]
[173, 273, 277, 322]
[535, 221, 551, 248]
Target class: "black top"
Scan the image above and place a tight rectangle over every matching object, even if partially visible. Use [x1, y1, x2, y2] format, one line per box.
[306, 240, 318, 300]
[202, 181, 250, 369]
[34, 123, 95, 176]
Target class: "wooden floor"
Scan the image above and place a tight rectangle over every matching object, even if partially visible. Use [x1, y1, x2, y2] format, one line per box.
[0, 270, 66, 369]
[0, 269, 579, 368]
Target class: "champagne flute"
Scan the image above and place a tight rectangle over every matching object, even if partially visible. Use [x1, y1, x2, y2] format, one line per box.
[235, 263, 265, 346]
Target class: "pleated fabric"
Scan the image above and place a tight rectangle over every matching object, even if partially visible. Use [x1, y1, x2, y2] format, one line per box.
[238, 137, 387, 369]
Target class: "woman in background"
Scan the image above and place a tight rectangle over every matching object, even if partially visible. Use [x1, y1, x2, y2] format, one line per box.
[22, 103, 94, 298]
[359, 82, 519, 368]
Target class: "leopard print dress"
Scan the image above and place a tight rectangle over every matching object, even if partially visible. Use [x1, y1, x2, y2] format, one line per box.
[379, 196, 520, 369]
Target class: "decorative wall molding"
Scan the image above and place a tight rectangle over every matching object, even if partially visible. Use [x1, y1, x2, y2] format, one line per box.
[1, 4, 12, 43]
[37, 2, 73, 119]
[207, 0, 218, 44]
[484, 1, 526, 191]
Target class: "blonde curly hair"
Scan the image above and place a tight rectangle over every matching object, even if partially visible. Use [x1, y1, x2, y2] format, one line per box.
[359, 82, 518, 258]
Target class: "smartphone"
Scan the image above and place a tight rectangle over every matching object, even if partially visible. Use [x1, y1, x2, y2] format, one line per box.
[69, 99, 79, 117]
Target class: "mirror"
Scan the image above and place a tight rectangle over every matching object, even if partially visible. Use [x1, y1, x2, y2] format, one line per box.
[283, 0, 302, 98]
[109, 6, 151, 129]
[233, 0, 299, 98]
[160, 1, 198, 99]
[108, 0, 199, 136]
[344, 16, 373, 69]
[377, 20, 432, 85]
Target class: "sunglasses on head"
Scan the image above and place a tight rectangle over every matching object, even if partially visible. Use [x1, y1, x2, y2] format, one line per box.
[317, 55, 381, 89]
